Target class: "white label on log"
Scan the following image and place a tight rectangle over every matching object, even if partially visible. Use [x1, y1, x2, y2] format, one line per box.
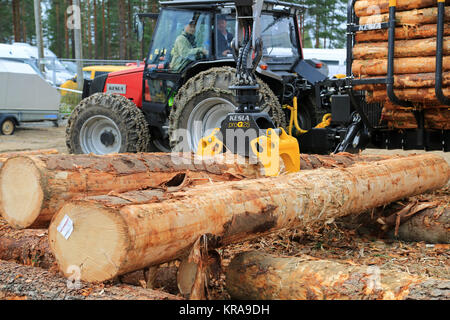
[57, 215, 74, 240]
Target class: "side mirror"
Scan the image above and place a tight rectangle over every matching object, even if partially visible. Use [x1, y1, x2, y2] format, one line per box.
[134, 15, 144, 42]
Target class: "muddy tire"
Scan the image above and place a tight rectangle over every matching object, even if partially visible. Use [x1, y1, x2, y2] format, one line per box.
[66, 93, 150, 154]
[169, 66, 286, 152]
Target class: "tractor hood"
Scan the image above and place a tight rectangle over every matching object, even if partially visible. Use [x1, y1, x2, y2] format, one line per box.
[107, 65, 145, 78]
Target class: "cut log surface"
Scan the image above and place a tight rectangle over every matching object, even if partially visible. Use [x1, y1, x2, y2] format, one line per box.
[353, 37, 450, 60]
[359, 7, 450, 26]
[0, 149, 58, 169]
[226, 251, 450, 300]
[355, 0, 450, 17]
[356, 24, 450, 43]
[0, 153, 262, 229]
[352, 56, 450, 76]
[0, 260, 181, 300]
[48, 154, 449, 283]
[0, 153, 395, 229]
[353, 72, 450, 91]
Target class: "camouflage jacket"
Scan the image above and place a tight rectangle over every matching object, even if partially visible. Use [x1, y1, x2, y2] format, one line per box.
[169, 32, 204, 72]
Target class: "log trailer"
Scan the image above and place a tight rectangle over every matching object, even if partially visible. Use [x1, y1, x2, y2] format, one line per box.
[66, 0, 449, 174]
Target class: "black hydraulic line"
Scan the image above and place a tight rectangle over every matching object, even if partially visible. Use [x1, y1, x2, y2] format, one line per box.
[386, 2, 413, 108]
[436, 0, 450, 105]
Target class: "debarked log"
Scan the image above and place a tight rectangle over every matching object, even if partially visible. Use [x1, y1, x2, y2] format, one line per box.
[354, 0, 450, 17]
[353, 72, 450, 91]
[48, 154, 449, 283]
[0, 260, 182, 300]
[0, 152, 397, 229]
[359, 7, 450, 26]
[353, 37, 450, 60]
[0, 152, 262, 229]
[355, 24, 450, 43]
[367, 87, 450, 103]
[352, 56, 450, 76]
[225, 251, 450, 300]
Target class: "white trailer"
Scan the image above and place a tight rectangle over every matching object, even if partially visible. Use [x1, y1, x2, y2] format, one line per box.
[0, 58, 60, 135]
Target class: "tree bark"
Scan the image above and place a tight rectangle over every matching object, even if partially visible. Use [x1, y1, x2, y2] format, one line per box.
[359, 7, 450, 26]
[226, 251, 450, 300]
[0, 260, 182, 300]
[355, 23, 450, 43]
[353, 72, 450, 91]
[352, 56, 450, 76]
[0, 153, 261, 229]
[353, 37, 450, 60]
[48, 154, 449, 282]
[0, 220, 53, 269]
[388, 207, 450, 243]
[355, 0, 450, 17]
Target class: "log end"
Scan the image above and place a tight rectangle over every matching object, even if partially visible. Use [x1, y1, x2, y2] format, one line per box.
[48, 202, 129, 283]
[0, 157, 44, 229]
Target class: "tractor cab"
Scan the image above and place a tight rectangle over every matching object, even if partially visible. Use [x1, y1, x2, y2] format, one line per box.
[134, 1, 320, 151]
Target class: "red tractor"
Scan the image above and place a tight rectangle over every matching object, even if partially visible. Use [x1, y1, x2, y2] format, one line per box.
[66, 0, 332, 155]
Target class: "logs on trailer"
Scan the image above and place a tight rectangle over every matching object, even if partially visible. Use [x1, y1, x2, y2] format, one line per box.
[0, 152, 394, 229]
[354, 0, 450, 17]
[0, 260, 182, 300]
[355, 23, 450, 43]
[367, 87, 450, 104]
[353, 72, 450, 91]
[48, 154, 449, 283]
[0, 152, 262, 229]
[225, 251, 450, 300]
[353, 37, 450, 60]
[381, 108, 450, 130]
[359, 6, 450, 26]
[352, 56, 450, 76]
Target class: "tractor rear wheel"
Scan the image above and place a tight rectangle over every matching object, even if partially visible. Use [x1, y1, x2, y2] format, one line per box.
[169, 67, 286, 152]
[66, 93, 150, 154]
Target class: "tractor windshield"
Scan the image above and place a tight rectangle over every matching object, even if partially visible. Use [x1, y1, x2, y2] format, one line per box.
[215, 13, 299, 61]
[147, 9, 212, 72]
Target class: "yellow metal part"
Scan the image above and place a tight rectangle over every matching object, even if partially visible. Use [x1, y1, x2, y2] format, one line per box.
[250, 128, 300, 177]
[315, 113, 332, 128]
[285, 96, 332, 135]
[196, 128, 224, 156]
[333, 74, 346, 79]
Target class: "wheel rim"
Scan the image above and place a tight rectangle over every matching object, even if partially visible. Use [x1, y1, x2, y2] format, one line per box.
[79, 115, 122, 154]
[186, 97, 235, 152]
[2, 120, 14, 135]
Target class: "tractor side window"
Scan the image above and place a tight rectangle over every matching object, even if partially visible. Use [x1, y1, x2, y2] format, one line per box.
[147, 10, 211, 73]
[261, 15, 299, 58]
[215, 15, 235, 59]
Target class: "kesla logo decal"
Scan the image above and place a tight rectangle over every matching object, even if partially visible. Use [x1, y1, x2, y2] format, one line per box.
[228, 115, 250, 122]
[106, 84, 127, 94]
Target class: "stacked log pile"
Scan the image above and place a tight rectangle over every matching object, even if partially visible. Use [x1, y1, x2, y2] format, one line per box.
[352, 0, 450, 129]
[0, 150, 448, 300]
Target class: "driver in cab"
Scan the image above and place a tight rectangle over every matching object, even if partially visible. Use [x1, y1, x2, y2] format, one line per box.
[170, 20, 208, 72]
